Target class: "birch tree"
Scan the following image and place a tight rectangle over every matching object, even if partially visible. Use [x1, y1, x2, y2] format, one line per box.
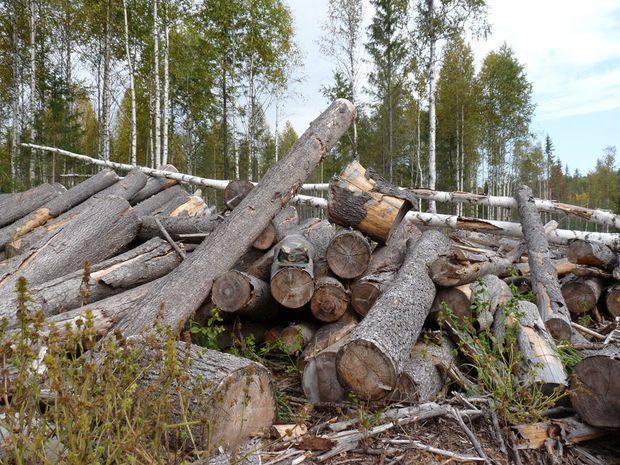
[153, 0, 161, 167]
[122, 0, 137, 165]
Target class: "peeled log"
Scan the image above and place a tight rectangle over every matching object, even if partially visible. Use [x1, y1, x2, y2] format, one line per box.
[0, 195, 139, 321]
[326, 230, 371, 279]
[567, 240, 616, 269]
[212, 270, 276, 320]
[561, 277, 603, 315]
[606, 283, 620, 317]
[570, 345, 620, 428]
[515, 185, 572, 341]
[311, 276, 350, 322]
[0, 169, 119, 251]
[0, 182, 66, 228]
[270, 234, 315, 309]
[137, 342, 275, 452]
[0, 237, 181, 321]
[391, 335, 457, 404]
[113, 99, 355, 338]
[336, 230, 452, 400]
[327, 160, 405, 243]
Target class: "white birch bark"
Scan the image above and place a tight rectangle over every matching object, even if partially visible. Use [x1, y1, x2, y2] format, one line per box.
[153, 0, 161, 167]
[428, 36, 437, 213]
[247, 55, 254, 181]
[11, 5, 20, 187]
[122, 0, 137, 165]
[162, 2, 170, 166]
[100, 0, 111, 162]
[29, 0, 37, 183]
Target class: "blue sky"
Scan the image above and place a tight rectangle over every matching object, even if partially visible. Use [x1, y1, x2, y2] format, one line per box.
[278, 0, 620, 175]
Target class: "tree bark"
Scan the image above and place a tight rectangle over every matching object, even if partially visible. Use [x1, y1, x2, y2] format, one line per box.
[327, 160, 405, 243]
[224, 180, 255, 210]
[515, 185, 572, 341]
[0, 183, 66, 228]
[427, 31, 437, 213]
[130, 164, 178, 205]
[336, 230, 452, 400]
[605, 283, 620, 317]
[326, 230, 371, 279]
[152, 0, 161, 167]
[212, 270, 276, 320]
[122, 0, 137, 165]
[0, 237, 180, 322]
[567, 240, 616, 269]
[111, 99, 355, 338]
[350, 271, 394, 317]
[132, 184, 189, 218]
[561, 277, 603, 315]
[570, 345, 620, 428]
[161, 5, 170, 166]
[138, 213, 222, 243]
[0, 169, 119, 251]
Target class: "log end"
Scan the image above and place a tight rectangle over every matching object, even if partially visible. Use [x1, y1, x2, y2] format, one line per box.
[212, 271, 252, 313]
[546, 318, 573, 342]
[563, 280, 598, 314]
[326, 231, 371, 279]
[253, 223, 276, 250]
[350, 281, 381, 317]
[336, 338, 397, 400]
[271, 268, 314, 309]
[310, 282, 349, 322]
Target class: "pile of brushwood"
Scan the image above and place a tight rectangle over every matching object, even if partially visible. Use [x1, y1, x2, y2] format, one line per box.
[0, 99, 619, 464]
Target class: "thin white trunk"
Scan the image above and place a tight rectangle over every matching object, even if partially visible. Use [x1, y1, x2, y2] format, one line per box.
[428, 37, 437, 213]
[29, 0, 37, 183]
[100, 0, 111, 162]
[231, 50, 239, 178]
[122, 0, 137, 165]
[275, 92, 279, 162]
[162, 3, 170, 165]
[153, 0, 161, 167]
[247, 55, 254, 180]
[11, 5, 19, 188]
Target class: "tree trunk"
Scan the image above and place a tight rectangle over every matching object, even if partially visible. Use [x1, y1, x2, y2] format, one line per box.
[28, 0, 37, 183]
[561, 277, 603, 315]
[0, 169, 119, 251]
[391, 335, 456, 404]
[153, 0, 161, 167]
[122, 0, 137, 165]
[0, 183, 66, 228]
[133, 184, 189, 217]
[336, 230, 452, 400]
[1, 237, 180, 322]
[327, 160, 405, 243]
[110, 100, 354, 338]
[130, 165, 178, 205]
[350, 271, 394, 317]
[428, 34, 437, 213]
[100, 0, 111, 161]
[138, 213, 222, 243]
[224, 180, 255, 210]
[212, 270, 276, 320]
[515, 185, 572, 341]
[161, 6, 170, 166]
[605, 283, 620, 317]
[326, 230, 371, 279]
[567, 240, 616, 269]
[570, 345, 620, 428]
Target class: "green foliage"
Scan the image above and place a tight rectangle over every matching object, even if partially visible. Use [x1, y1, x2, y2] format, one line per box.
[189, 307, 225, 350]
[1, 278, 219, 464]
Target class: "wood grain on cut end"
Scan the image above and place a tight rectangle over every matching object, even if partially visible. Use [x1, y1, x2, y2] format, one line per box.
[350, 281, 382, 317]
[561, 277, 603, 314]
[252, 222, 276, 250]
[606, 283, 620, 317]
[213, 271, 252, 312]
[336, 339, 397, 400]
[326, 230, 371, 279]
[271, 267, 314, 308]
[224, 179, 254, 209]
[311, 277, 349, 322]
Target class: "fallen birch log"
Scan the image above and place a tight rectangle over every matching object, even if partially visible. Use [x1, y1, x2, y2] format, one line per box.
[0, 169, 119, 251]
[111, 99, 355, 338]
[0, 183, 66, 228]
[336, 229, 452, 400]
[515, 185, 572, 341]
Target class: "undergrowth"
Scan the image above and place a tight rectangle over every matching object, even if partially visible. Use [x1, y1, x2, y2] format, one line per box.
[0, 277, 220, 465]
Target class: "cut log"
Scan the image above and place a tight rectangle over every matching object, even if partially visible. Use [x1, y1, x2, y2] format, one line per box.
[0, 237, 181, 321]
[244, 249, 275, 282]
[138, 213, 223, 242]
[130, 164, 178, 205]
[336, 229, 452, 400]
[216, 322, 272, 349]
[0, 195, 139, 321]
[515, 185, 572, 341]
[98, 168, 147, 201]
[0, 169, 119, 251]
[168, 193, 206, 217]
[270, 234, 315, 309]
[391, 335, 457, 404]
[137, 341, 275, 452]
[606, 283, 620, 317]
[570, 345, 620, 428]
[273, 206, 300, 242]
[212, 270, 276, 320]
[567, 240, 617, 269]
[350, 271, 394, 317]
[302, 338, 350, 404]
[224, 180, 255, 209]
[327, 160, 405, 243]
[561, 277, 603, 315]
[514, 257, 577, 278]
[278, 322, 318, 355]
[252, 222, 276, 250]
[326, 230, 371, 279]
[302, 315, 358, 362]
[0, 182, 66, 228]
[310, 276, 350, 322]
[132, 184, 190, 217]
[494, 300, 567, 393]
[112, 99, 355, 338]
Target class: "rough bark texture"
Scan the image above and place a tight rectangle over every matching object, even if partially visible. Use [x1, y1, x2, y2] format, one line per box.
[132, 184, 189, 218]
[336, 230, 452, 400]
[224, 180, 255, 209]
[0, 195, 139, 322]
[606, 283, 620, 317]
[99, 168, 147, 201]
[567, 240, 617, 269]
[515, 185, 572, 341]
[0, 169, 119, 250]
[327, 160, 405, 243]
[311, 276, 350, 322]
[129, 164, 178, 205]
[0, 237, 180, 321]
[212, 270, 276, 320]
[0, 182, 66, 228]
[270, 234, 315, 309]
[113, 99, 355, 338]
[391, 335, 456, 404]
[561, 277, 603, 315]
[326, 230, 371, 279]
[302, 338, 349, 405]
[138, 213, 223, 242]
[570, 344, 620, 428]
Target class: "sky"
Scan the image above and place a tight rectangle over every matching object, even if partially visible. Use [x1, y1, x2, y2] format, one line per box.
[278, 0, 620, 175]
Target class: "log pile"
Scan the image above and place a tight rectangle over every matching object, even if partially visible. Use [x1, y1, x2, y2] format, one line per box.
[3, 104, 620, 459]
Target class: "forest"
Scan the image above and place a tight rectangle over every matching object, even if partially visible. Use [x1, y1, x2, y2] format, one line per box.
[0, 0, 618, 225]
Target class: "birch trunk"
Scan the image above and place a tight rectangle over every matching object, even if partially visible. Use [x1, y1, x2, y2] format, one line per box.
[153, 0, 161, 167]
[161, 3, 170, 166]
[427, 30, 437, 213]
[11, 4, 19, 188]
[29, 0, 37, 183]
[100, 0, 111, 162]
[122, 0, 137, 165]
